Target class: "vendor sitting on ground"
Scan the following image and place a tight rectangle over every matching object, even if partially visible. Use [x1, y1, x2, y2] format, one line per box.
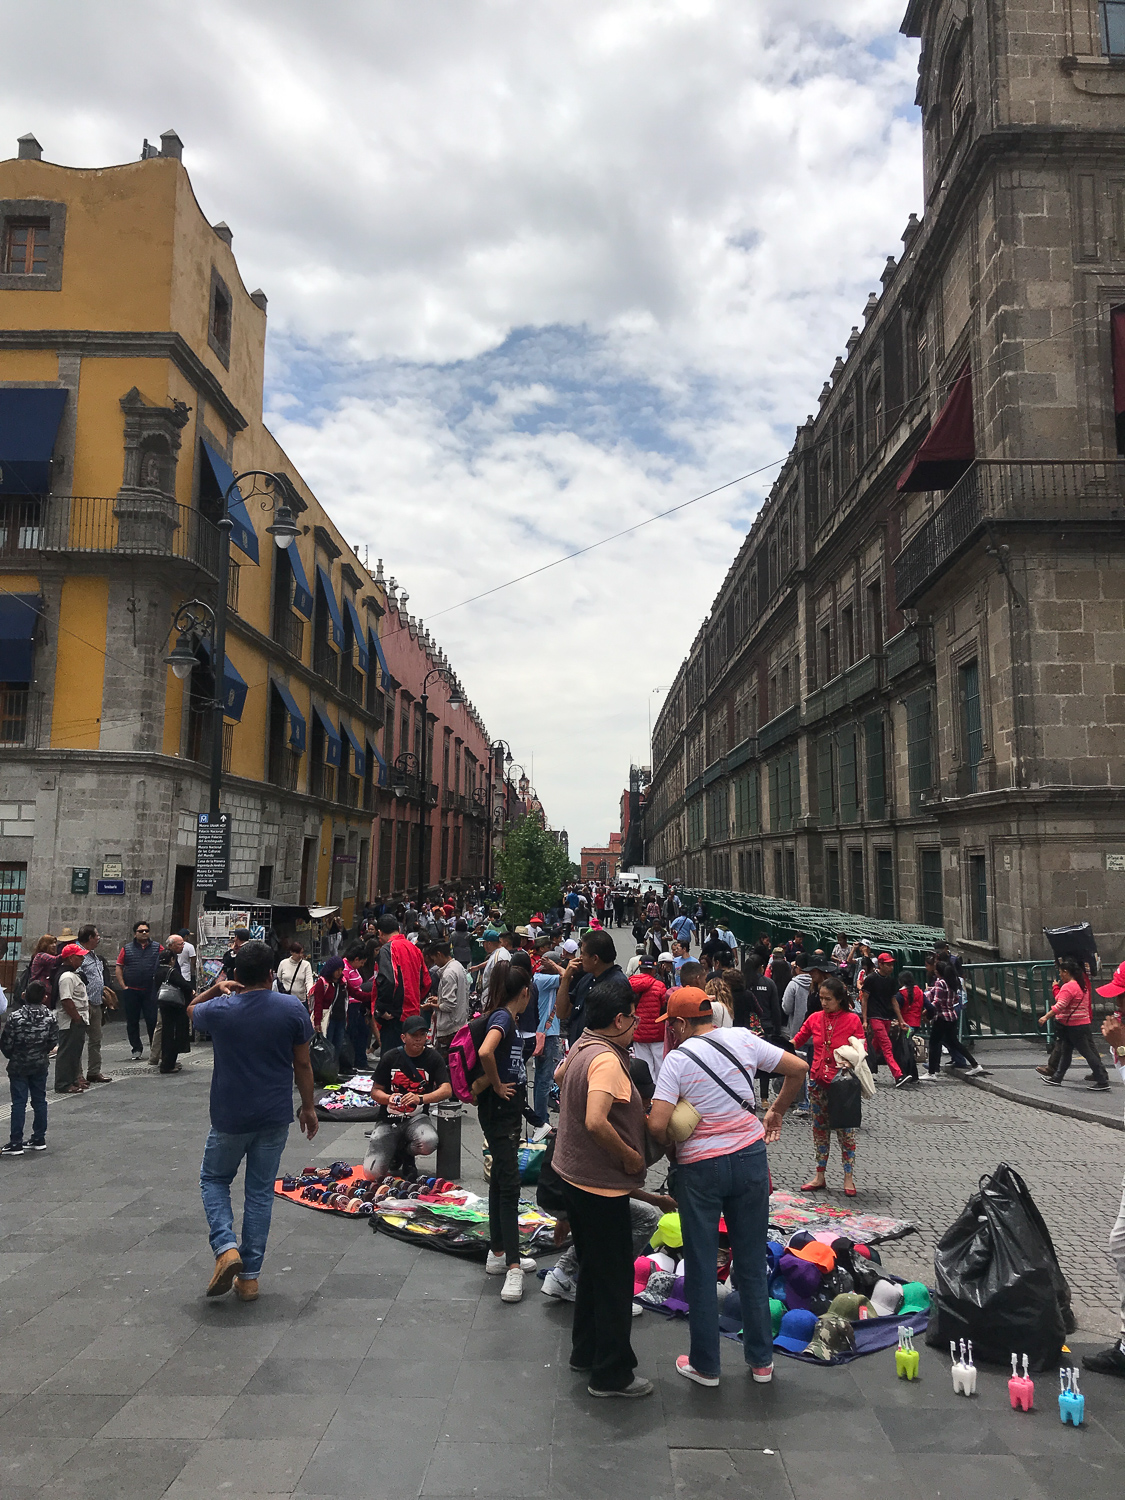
[363, 1015, 453, 1180]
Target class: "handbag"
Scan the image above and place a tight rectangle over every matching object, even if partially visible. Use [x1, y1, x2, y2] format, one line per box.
[670, 1034, 760, 1141]
[826, 1068, 862, 1129]
[157, 980, 186, 1008]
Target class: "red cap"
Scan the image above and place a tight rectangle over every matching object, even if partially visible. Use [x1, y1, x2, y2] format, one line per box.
[60, 943, 88, 961]
[656, 986, 713, 1024]
[877, 952, 895, 965]
[1097, 960, 1125, 998]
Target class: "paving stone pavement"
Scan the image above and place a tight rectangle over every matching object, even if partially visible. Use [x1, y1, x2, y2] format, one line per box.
[1, 969, 1124, 1500]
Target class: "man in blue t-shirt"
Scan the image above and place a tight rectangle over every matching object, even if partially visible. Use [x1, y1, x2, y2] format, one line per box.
[670, 913, 695, 949]
[189, 940, 316, 1302]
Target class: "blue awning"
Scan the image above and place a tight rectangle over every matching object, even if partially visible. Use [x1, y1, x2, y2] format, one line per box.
[313, 702, 342, 767]
[0, 592, 39, 681]
[345, 598, 369, 673]
[0, 388, 67, 496]
[370, 740, 388, 787]
[271, 677, 306, 752]
[342, 721, 365, 779]
[316, 565, 344, 649]
[199, 642, 249, 722]
[369, 627, 390, 688]
[201, 440, 259, 564]
[287, 546, 313, 618]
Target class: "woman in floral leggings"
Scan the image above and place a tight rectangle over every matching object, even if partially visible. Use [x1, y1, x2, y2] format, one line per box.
[791, 977, 867, 1195]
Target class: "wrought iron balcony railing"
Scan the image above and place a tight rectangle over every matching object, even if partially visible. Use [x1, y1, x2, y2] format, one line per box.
[0, 495, 222, 575]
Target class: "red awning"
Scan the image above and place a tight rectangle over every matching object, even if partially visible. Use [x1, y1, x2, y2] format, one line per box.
[1111, 307, 1125, 453]
[897, 361, 975, 492]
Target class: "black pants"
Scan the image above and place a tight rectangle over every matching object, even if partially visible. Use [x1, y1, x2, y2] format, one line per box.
[927, 1016, 977, 1072]
[122, 987, 157, 1052]
[1053, 1023, 1109, 1085]
[159, 1003, 190, 1073]
[54, 1021, 87, 1092]
[477, 1087, 524, 1265]
[562, 1181, 637, 1393]
[379, 1019, 402, 1056]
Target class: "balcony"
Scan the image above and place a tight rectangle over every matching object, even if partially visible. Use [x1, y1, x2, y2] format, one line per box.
[0, 496, 221, 575]
[885, 624, 925, 680]
[757, 703, 800, 754]
[311, 762, 337, 803]
[442, 788, 457, 810]
[725, 736, 757, 773]
[895, 460, 1125, 606]
[273, 611, 304, 661]
[843, 653, 882, 703]
[342, 661, 365, 704]
[340, 774, 361, 808]
[0, 688, 43, 748]
[268, 745, 301, 791]
[312, 641, 339, 689]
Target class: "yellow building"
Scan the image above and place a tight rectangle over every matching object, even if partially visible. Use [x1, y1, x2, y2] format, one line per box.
[0, 130, 391, 973]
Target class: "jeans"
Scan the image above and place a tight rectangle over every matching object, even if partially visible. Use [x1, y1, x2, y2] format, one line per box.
[364, 1113, 439, 1178]
[927, 1016, 977, 1073]
[54, 1021, 88, 1092]
[676, 1140, 772, 1376]
[562, 1182, 638, 1391]
[346, 1004, 371, 1068]
[379, 1019, 402, 1056]
[8, 1068, 48, 1145]
[532, 1034, 559, 1122]
[325, 1012, 347, 1062]
[122, 987, 157, 1052]
[199, 1123, 290, 1277]
[1052, 1023, 1109, 1086]
[554, 1197, 659, 1286]
[477, 1087, 524, 1265]
[159, 1003, 190, 1072]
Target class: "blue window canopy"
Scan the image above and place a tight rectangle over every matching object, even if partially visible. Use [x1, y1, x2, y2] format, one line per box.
[199, 641, 249, 722]
[316, 565, 344, 649]
[0, 388, 67, 496]
[287, 545, 313, 619]
[342, 721, 365, 779]
[345, 597, 369, 673]
[370, 740, 388, 787]
[313, 702, 342, 767]
[369, 627, 390, 688]
[271, 677, 306, 753]
[0, 592, 40, 681]
[201, 440, 260, 564]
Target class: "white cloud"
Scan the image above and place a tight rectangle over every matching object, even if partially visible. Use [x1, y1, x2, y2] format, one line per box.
[5, 0, 922, 853]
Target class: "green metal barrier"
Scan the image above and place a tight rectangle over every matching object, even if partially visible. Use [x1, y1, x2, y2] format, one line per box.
[959, 962, 1055, 1039]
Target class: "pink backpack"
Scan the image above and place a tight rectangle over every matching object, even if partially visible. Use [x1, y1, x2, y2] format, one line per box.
[448, 1013, 490, 1103]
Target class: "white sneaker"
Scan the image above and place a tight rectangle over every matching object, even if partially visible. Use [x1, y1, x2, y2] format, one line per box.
[917, 1073, 939, 1083]
[530, 1123, 553, 1143]
[632, 1300, 643, 1317]
[966, 1065, 987, 1076]
[486, 1251, 536, 1275]
[500, 1266, 524, 1302]
[541, 1269, 576, 1302]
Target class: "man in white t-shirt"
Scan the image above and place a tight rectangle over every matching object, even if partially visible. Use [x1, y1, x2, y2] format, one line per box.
[176, 932, 197, 986]
[647, 987, 807, 1390]
[54, 942, 91, 1095]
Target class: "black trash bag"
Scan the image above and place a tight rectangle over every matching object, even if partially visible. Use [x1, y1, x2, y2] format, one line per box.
[309, 1033, 339, 1086]
[826, 1069, 862, 1129]
[926, 1162, 1075, 1370]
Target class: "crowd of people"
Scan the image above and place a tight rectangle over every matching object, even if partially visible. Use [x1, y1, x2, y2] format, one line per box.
[3, 876, 1124, 1387]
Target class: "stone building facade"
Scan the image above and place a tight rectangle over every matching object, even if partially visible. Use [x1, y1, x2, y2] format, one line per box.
[648, 0, 1125, 961]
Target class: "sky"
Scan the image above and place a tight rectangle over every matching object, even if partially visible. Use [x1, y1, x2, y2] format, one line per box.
[6, 1, 923, 856]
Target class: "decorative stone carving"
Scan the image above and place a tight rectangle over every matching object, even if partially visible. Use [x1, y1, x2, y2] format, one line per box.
[115, 387, 191, 554]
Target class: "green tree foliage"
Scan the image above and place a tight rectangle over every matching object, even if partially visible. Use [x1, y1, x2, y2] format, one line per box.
[495, 816, 572, 926]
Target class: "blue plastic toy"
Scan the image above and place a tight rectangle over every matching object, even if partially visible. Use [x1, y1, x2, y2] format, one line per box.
[1059, 1367, 1084, 1427]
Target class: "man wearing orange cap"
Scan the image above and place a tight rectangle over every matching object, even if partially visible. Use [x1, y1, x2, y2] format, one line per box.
[647, 988, 807, 1389]
[1083, 965, 1125, 1377]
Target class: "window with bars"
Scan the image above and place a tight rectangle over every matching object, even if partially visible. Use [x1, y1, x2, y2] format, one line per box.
[959, 660, 983, 791]
[838, 726, 859, 822]
[784, 848, 797, 900]
[1103, 0, 1125, 53]
[773, 849, 784, 895]
[969, 853, 989, 941]
[849, 848, 866, 914]
[919, 848, 944, 928]
[865, 712, 885, 821]
[817, 735, 835, 823]
[876, 849, 895, 919]
[687, 798, 705, 847]
[826, 847, 841, 909]
[905, 689, 934, 811]
[4, 220, 49, 275]
[707, 785, 728, 841]
[748, 767, 761, 836]
[0, 862, 27, 983]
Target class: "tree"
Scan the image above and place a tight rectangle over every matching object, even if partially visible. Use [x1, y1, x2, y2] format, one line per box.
[495, 814, 572, 926]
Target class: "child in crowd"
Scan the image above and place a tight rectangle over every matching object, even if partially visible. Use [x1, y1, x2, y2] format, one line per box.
[1, 982, 59, 1155]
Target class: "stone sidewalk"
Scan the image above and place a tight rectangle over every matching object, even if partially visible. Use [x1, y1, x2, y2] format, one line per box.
[1, 1012, 1124, 1499]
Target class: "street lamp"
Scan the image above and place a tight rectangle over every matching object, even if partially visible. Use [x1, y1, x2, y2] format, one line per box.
[417, 665, 460, 912]
[485, 739, 514, 894]
[163, 469, 298, 836]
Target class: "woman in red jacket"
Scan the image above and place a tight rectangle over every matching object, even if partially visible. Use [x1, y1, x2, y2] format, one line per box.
[791, 976, 866, 1196]
[1039, 956, 1110, 1089]
[629, 961, 668, 1085]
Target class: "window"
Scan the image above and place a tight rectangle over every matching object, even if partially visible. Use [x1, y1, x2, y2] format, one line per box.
[946, 43, 967, 140]
[1103, 1, 1125, 54]
[838, 725, 859, 822]
[817, 735, 835, 821]
[841, 605, 855, 669]
[4, 219, 48, 275]
[0, 862, 27, 990]
[752, 848, 764, 891]
[818, 456, 833, 522]
[876, 849, 895, 919]
[959, 659, 983, 791]
[773, 849, 784, 895]
[867, 375, 884, 448]
[865, 712, 885, 821]
[780, 664, 790, 711]
[969, 853, 989, 942]
[849, 848, 866, 914]
[866, 579, 883, 655]
[256, 865, 273, 900]
[906, 689, 934, 812]
[826, 847, 841, 909]
[841, 421, 856, 489]
[919, 848, 943, 928]
[208, 268, 233, 365]
[819, 623, 833, 683]
[784, 849, 797, 900]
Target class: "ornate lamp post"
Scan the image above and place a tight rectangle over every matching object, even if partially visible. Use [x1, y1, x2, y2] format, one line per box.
[415, 666, 462, 911]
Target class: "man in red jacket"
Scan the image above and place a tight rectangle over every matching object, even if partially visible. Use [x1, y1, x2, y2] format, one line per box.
[629, 957, 668, 1086]
[374, 915, 432, 1056]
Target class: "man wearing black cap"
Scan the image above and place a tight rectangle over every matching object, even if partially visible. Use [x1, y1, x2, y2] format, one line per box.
[364, 1016, 453, 1180]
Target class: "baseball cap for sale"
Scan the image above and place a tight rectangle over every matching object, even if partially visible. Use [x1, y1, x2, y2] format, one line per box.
[869, 1278, 905, 1318]
[897, 1281, 931, 1315]
[805, 1313, 857, 1362]
[1097, 960, 1125, 998]
[773, 1307, 818, 1353]
[656, 986, 713, 1023]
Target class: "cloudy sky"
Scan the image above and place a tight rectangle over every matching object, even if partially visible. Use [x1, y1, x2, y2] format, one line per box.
[7, 1, 922, 855]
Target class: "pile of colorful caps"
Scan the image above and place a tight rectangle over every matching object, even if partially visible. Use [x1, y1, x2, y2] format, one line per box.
[279, 1166, 464, 1216]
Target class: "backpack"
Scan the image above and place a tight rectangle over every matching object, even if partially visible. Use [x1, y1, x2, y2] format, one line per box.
[447, 1012, 491, 1103]
[10, 963, 32, 1007]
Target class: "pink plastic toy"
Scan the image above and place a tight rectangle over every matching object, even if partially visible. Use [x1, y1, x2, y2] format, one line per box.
[1008, 1353, 1034, 1412]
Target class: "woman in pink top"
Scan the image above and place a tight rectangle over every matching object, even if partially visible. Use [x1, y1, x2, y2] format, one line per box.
[1039, 957, 1109, 1089]
[791, 977, 866, 1196]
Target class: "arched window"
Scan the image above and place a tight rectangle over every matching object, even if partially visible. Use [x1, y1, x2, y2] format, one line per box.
[940, 37, 968, 152]
[867, 374, 884, 448]
[750, 574, 759, 619]
[768, 540, 778, 597]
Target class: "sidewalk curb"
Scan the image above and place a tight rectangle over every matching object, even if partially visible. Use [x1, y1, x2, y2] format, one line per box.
[954, 1072, 1124, 1131]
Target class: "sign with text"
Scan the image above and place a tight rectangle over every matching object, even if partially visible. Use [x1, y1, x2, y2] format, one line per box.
[101, 856, 123, 880]
[194, 813, 231, 891]
[71, 867, 90, 895]
[96, 879, 125, 896]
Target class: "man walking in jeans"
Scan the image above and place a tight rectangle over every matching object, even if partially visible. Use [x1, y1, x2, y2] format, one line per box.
[115, 920, 164, 1060]
[188, 941, 317, 1302]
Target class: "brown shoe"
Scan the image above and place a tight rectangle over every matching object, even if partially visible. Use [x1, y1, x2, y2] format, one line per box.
[233, 1277, 259, 1302]
[87, 1074, 114, 1083]
[206, 1248, 244, 1297]
[1035, 1065, 1051, 1076]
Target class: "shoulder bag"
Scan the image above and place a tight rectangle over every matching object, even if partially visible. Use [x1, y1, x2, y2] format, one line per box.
[669, 1034, 760, 1141]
